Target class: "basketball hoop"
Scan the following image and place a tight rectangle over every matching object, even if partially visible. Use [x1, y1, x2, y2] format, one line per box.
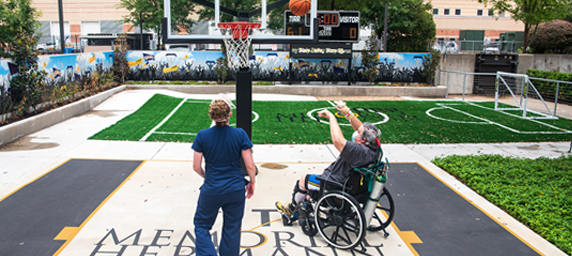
[218, 22, 261, 70]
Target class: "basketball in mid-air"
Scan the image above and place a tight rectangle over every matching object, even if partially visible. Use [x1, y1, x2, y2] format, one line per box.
[289, 0, 311, 17]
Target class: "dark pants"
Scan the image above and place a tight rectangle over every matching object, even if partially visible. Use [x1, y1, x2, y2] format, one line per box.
[194, 190, 245, 256]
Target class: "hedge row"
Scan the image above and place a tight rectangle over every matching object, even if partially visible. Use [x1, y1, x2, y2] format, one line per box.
[527, 69, 572, 105]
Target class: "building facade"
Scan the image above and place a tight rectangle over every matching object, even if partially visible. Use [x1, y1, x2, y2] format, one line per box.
[430, 0, 524, 42]
[32, 0, 132, 44]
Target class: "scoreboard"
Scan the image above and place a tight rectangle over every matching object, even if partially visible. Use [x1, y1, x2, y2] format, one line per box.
[284, 10, 360, 43]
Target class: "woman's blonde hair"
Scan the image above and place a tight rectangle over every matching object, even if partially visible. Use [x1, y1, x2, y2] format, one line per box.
[209, 99, 231, 126]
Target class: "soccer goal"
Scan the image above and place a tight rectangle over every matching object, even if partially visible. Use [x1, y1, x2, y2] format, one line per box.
[494, 71, 558, 120]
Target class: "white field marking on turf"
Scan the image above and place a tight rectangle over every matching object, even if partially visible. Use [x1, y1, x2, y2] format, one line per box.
[465, 101, 571, 133]
[428, 103, 572, 134]
[148, 98, 260, 135]
[153, 131, 198, 136]
[307, 106, 389, 126]
[426, 105, 489, 124]
[139, 98, 188, 141]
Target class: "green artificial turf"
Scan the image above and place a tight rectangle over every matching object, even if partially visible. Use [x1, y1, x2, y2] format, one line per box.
[432, 154, 572, 255]
[89, 94, 572, 144]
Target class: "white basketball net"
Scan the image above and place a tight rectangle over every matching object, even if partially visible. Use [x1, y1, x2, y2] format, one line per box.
[219, 27, 254, 70]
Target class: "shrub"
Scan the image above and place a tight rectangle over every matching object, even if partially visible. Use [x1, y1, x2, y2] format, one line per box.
[422, 40, 441, 86]
[529, 20, 572, 54]
[527, 69, 572, 105]
[215, 57, 229, 84]
[361, 34, 380, 84]
[112, 34, 129, 83]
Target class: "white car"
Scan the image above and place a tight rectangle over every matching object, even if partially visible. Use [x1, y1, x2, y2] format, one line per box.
[166, 44, 192, 51]
[433, 41, 458, 53]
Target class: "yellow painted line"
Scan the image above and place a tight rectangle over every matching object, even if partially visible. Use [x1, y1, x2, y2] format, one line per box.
[417, 162, 546, 256]
[247, 218, 282, 232]
[52, 160, 147, 256]
[382, 211, 422, 256]
[0, 159, 72, 203]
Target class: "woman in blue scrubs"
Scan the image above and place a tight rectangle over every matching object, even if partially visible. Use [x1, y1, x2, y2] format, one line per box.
[192, 95, 256, 256]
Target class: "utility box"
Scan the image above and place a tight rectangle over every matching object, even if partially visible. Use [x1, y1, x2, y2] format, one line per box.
[473, 54, 519, 95]
[500, 32, 524, 52]
[460, 30, 485, 51]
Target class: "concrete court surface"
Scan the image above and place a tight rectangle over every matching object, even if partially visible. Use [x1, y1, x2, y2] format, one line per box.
[0, 89, 570, 256]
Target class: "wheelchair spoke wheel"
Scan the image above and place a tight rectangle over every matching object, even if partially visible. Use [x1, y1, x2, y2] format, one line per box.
[367, 187, 395, 232]
[315, 191, 366, 250]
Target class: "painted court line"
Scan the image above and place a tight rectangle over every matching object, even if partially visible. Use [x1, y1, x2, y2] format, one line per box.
[427, 103, 572, 135]
[139, 97, 188, 141]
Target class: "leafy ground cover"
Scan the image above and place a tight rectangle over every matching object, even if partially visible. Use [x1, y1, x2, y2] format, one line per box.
[89, 94, 572, 143]
[432, 154, 572, 255]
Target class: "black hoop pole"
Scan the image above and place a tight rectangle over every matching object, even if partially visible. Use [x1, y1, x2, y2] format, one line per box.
[237, 67, 254, 176]
[236, 68, 252, 140]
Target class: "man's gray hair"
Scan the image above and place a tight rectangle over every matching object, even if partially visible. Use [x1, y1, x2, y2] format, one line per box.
[360, 122, 381, 150]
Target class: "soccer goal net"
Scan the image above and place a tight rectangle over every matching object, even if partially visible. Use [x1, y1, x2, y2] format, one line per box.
[495, 72, 558, 120]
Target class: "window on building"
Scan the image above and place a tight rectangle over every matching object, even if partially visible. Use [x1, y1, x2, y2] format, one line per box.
[81, 21, 101, 35]
[449, 38, 457, 41]
[499, 11, 505, 17]
[438, 37, 445, 43]
[477, 9, 483, 16]
[444, 9, 450, 15]
[433, 8, 439, 15]
[488, 9, 494, 16]
[455, 9, 461, 15]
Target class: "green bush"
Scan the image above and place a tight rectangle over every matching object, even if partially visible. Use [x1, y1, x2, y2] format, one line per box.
[527, 69, 572, 104]
[529, 20, 572, 54]
[432, 154, 572, 255]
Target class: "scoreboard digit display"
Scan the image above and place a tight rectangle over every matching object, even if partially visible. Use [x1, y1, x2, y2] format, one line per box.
[284, 10, 360, 43]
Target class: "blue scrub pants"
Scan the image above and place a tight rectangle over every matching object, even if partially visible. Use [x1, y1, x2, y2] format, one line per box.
[194, 190, 245, 256]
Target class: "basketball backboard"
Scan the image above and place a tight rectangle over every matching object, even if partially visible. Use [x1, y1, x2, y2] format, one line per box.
[162, 0, 319, 45]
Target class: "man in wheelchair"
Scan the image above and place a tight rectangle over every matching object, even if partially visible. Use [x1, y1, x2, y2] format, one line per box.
[276, 100, 382, 222]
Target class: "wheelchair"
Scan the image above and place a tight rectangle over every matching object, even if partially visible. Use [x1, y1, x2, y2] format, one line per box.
[279, 146, 394, 253]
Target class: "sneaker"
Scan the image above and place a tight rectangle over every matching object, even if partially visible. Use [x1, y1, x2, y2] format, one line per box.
[275, 202, 297, 217]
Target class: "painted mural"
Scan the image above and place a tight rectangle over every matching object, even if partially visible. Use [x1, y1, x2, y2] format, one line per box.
[124, 51, 429, 83]
[0, 51, 429, 89]
[0, 52, 114, 90]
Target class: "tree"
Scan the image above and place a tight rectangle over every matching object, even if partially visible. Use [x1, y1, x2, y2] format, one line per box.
[529, 20, 572, 54]
[0, 0, 41, 57]
[361, 0, 436, 52]
[117, 0, 195, 49]
[0, 0, 47, 112]
[477, 0, 572, 52]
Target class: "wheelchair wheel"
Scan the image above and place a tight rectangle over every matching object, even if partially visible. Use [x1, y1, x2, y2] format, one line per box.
[367, 187, 395, 232]
[299, 217, 318, 236]
[315, 191, 366, 250]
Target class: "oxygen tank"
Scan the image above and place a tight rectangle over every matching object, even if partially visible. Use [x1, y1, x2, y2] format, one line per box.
[363, 173, 387, 225]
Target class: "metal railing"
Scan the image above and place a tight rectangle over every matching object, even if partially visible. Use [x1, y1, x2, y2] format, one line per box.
[433, 40, 523, 54]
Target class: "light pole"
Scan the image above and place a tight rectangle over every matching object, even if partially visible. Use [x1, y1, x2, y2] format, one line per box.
[140, 12, 144, 50]
[58, 0, 65, 53]
[383, 2, 388, 52]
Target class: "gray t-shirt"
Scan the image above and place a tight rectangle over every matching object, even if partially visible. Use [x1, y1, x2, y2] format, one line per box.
[321, 141, 380, 184]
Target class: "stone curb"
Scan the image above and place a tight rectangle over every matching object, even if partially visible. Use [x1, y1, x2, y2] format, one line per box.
[126, 84, 448, 97]
[0, 85, 126, 147]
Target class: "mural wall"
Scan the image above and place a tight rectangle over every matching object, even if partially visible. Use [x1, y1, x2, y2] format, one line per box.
[0, 52, 114, 90]
[0, 51, 429, 89]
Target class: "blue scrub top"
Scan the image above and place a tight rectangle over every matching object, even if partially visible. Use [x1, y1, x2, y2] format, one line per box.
[192, 125, 253, 195]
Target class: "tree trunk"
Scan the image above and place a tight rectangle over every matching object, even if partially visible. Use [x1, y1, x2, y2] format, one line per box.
[522, 25, 530, 53]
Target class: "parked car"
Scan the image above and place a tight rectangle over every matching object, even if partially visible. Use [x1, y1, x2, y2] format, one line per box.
[166, 44, 192, 51]
[433, 41, 458, 53]
[36, 44, 48, 54]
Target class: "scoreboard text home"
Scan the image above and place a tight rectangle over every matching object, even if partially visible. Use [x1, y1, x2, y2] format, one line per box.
[284, 11, 360, 43]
